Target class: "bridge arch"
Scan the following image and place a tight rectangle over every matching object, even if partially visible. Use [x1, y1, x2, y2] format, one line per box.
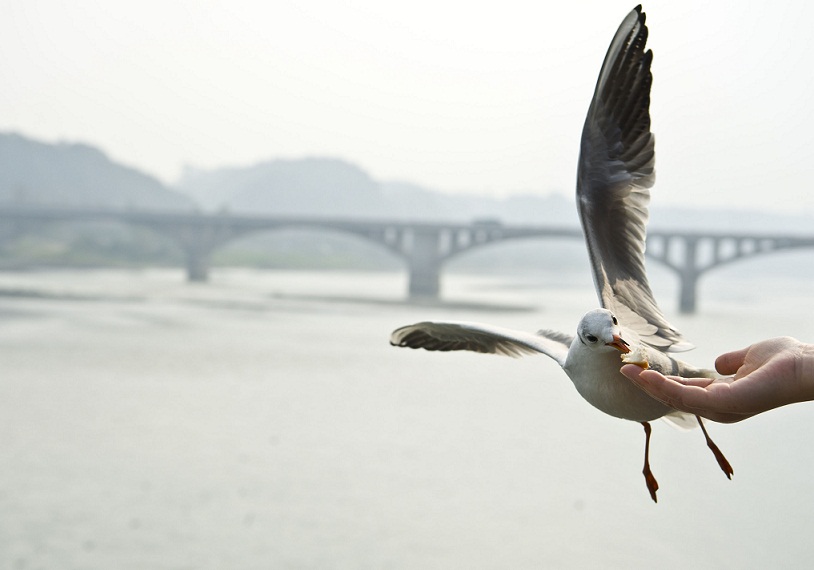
[208, 224, 405, 271]
[3, 206, 814, 312]
[644, 233, 814, 313]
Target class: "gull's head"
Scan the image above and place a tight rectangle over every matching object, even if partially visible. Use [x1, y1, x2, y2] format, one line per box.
[576, 308, 630, 354]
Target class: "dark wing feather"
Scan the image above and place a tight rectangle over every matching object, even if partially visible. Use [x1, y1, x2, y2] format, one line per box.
[390, 321, 571, 366]
[577, 5, 689, 351]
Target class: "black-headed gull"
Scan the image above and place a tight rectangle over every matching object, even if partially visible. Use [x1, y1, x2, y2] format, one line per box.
[390, 5, 732, 503]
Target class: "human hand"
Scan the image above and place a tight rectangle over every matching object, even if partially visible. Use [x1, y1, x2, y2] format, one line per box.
[621, 337, 814, 423]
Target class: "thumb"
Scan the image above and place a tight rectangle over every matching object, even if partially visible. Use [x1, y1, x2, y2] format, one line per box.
[716, 346, 749, 376]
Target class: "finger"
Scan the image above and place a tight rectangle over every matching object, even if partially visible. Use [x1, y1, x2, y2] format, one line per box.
[667, 376, 717, 388]
[621, 366, 686, 403]
[621, 366, 754, 423]
[620, 364, 646, 382]
[620, 365, 714, 388]
[715, 346, 750, 375]
[623, 368, 716, 415]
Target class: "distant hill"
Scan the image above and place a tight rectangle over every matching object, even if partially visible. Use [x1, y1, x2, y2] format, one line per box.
[2, 132, 812, 235]
[178, 157, 389, 217]
[1, 132, 812, 273]
[178, 156, 814, 234]
[0, 132, 194, 210]
[177, 157, 579, 226]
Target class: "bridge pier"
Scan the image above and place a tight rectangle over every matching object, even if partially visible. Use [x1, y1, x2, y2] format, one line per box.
[647, 234, 701, 314]
[676, 237, 699, 314]
[406, 228, 442, 299]
[184, 244, 211, 282]
[160, 220, 234, 284]
[678, 270, 699, 314]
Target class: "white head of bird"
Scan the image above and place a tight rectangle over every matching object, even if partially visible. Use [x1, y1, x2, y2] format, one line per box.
[575, 308, 630, 355]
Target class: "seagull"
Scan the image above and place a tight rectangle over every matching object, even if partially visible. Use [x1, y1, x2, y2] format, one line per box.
[389, 5, 732, 503]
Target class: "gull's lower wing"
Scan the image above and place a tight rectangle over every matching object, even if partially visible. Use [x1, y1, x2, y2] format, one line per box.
[576, 5, 688, 351]
[390, 321, 572, 366]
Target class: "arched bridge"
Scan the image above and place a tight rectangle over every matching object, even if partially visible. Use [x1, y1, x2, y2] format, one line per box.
[1, 206, 813, 314]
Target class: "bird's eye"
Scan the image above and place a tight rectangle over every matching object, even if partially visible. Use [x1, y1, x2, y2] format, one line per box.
[585, 334, 598, 343]
[612, 316, 618, 325]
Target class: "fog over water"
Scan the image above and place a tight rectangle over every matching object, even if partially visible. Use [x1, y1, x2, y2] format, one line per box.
[1, 264, 814, 569]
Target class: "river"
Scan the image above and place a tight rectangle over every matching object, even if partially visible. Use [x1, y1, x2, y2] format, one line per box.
[1, 265, 813, 569]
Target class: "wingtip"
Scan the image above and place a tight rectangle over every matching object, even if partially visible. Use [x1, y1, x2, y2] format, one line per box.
[389, 325, 410, 347]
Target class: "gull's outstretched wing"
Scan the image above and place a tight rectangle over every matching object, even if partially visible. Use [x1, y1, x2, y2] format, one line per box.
[390, 321, 572, 367]
[577, 5, 689, 351]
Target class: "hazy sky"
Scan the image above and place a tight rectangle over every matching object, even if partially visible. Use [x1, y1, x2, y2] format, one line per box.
[3, 1, 814, 214]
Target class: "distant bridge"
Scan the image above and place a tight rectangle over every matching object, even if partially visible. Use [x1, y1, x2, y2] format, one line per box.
[2, 205, 814, 313]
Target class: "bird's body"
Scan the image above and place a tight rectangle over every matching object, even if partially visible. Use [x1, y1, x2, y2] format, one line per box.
[389, 5, 734, 502]
[562, 320, 713, 422]
[564, 334, 672, 422]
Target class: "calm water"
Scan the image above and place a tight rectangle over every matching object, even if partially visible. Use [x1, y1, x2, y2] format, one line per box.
[1, 265, 814, 569]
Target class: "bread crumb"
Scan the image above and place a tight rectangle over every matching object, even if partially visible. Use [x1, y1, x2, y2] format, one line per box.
[621, 345, 649, 369]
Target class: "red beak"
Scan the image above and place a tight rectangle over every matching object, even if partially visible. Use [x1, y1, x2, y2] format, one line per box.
[607, 334, 630, 353]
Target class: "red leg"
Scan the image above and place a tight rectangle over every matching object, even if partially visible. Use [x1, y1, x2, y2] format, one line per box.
[641, 421, 659, 503]
[696, 415, 734, 479]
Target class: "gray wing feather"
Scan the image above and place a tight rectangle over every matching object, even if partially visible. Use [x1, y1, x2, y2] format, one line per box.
[390, 321, 571, 367]
[577, 5, 689, 351]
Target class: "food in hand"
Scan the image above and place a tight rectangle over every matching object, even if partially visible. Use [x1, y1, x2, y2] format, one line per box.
[621, 345, 649, 369]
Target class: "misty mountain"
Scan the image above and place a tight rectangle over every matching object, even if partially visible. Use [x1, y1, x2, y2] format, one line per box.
[0, 132, 194, 211]
[177, 157, 580, 226]
[378, 180, 578, 225]
[178, 158, 388, 217]
[177, 156, 814, 235]
[2, 131, 812, 276]
[2, 131, 812, 235]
